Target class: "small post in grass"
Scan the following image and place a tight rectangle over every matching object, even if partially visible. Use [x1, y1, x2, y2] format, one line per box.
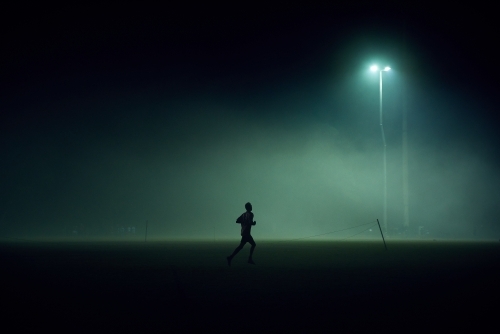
[377, 219, 387, 250]
[145, 220, 148, 242]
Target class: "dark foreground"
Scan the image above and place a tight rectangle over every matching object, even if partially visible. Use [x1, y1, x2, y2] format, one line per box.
[1, 240, 499, 332]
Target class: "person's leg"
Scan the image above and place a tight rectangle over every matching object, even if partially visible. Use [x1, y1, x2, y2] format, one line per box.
[248, 236, 256, 264]
[230, 242, 245, 258]
[227, 239, 246, 266]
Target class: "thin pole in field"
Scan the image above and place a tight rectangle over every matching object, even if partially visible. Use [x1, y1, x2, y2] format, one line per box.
[377, 219, 387, 250]
[145, 220, 148, 242]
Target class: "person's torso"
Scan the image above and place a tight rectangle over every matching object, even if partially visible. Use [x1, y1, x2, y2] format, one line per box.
[240, 211, 254, 236]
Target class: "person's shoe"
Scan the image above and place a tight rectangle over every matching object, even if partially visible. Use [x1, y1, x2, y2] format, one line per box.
[227, 256, 232, 266]
[248, 259, 256, 265]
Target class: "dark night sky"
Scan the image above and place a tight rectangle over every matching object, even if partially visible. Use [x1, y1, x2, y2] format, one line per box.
[1, 4, 499, 239]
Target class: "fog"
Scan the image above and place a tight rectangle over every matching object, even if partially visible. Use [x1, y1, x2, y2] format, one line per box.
[2, 6, 499, 241]
[2, 87, 499, 241]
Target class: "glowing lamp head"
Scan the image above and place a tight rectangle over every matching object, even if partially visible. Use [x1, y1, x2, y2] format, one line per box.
[383, 66, 391, 71]
[370, 65, 379, 72]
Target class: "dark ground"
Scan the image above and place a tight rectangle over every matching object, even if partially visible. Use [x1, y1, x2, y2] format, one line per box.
[1, 240, 498, 332]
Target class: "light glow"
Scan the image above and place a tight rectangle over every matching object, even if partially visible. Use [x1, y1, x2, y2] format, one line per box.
[370, 65, 378, 72]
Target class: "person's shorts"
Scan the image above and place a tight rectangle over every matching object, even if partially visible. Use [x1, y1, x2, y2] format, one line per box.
[240, 234, 256, 246]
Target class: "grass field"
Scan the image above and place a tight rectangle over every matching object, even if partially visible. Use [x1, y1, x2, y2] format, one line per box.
[1, 240, 499, 332]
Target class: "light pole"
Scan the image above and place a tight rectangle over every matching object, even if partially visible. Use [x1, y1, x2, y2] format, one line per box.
[370, 65, 390, 234]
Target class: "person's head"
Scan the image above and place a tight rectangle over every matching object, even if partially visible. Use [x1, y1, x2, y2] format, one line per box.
[245, 202, 252, 212]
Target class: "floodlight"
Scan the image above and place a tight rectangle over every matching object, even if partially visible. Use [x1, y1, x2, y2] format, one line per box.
[384, 66, 391, 71]
[370, 65, 379, 72]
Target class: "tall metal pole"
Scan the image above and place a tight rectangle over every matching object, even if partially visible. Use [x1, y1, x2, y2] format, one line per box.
[402, 81, 409, 229]
[379, 71, 387, 234]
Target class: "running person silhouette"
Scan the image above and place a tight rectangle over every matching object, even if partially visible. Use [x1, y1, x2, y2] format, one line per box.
[227, 202, 256, 266]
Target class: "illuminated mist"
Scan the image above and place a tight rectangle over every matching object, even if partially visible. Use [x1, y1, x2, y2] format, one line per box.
[2, 87, 499, 241]
[1, 6, 499, 242]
